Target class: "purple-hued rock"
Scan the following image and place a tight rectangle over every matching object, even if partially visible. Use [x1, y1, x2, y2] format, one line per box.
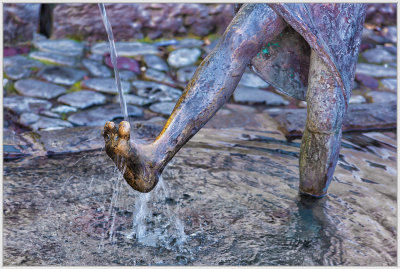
[104, 55, 140, 74]
[355, 74, 379, 89]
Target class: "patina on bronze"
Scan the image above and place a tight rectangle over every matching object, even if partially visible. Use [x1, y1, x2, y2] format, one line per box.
[104, 3, 367, 197]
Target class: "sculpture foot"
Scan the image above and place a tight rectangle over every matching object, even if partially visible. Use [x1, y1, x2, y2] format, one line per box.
[103, 120, 160, 193]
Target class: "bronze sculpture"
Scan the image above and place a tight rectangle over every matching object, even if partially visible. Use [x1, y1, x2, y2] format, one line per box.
[103, 3, 367, 197]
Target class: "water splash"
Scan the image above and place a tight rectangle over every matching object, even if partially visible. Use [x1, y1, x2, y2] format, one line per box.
[98, 3, 128, 121]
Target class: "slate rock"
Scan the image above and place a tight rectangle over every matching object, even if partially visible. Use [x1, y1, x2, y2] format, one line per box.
[57, 90, 106, 109]
[356, 63, 397, 78]
[104, 55, 140, 74]
[82, 59, 111, 77]
[118, 70, 137, 81]
[68, 104, 143, 126]
[19, 113, 40, 126]
[149, 102, 176, 116]
[132, 80, 182, 102]
[239, 71, 269, 88]
[355, 74, 379, 89]
[362, 47, 396, 64]
[382, 45, 397, 55]
[233, 86, 289, 106]
[4, 96, 52, 114]
[362, 28, 388, 44]
[39, 110, 61, 119]
[168, 48, 201, 68]
[87, 53, 103, 62]
[144, 68, 175, 85]
[14, 79, 66, 99]
[349, 95, 366, 104]
[383, 26, 397, 43]
[30, 116, 73, 131]
[51, 105, 78, 114]
[29, 51, 78, 67]
[381, 78, 397, 92]
[366, 91, 397, 103]
[176, 66, 197, 83]
[33, 39, 84, 57]
[172, 38, 204, 49]
[143, 54, 169, 72]
[91, 42, 160, 57]
[81, 78, 131, 94]
[37, 66, 87, 86]
[113, 94, 153, 106]
[3, 55, 44, 69]
[4, 65, 31, 80]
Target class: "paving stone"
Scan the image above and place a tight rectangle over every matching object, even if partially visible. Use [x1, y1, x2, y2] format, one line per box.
[149, 102, 176, 116]
[118, 70, 137, 81]
[355, 74, 379, 89]
[380, 78, 397, 92]
[382, 26, 397, 43]
[51, 105, 78, 114]
[37, 66, 87, 86]
[144, 68, 175, 85]
[68, 104, 143, 126]
[39, 110, 61, 119]
[266, 101, 397, 138]
[154, 39, 179, 47]
[30, 116, 73, 131]
[362, 47, 397, 64]
[33, 39, 84, 57]
[57, 90, 106, 109]
[143, 54, 169, 72]
[87, 53, 103, 62]
[132, 80, 182, 102]
[104, 55, 140, 74]
[4, 65, 31, 80]
[366, 91, 397, 103]
[113, 94, 153, 106]
[382, 45, 397, 55]
[356, 63, 397, 78]
[4, 96, 52, 114]
[233, 86, 289, 106]
[29, 51, 78, 67]
[81, 78, 131, 94]
[349, 95, 366, 104]
[3, 55, 44, 69]
[19, 113, 40, 126]
[362, 28, 388, 44]
[238, 71, 269, 88]
[82, 59, 111, 77]
[14, 79, 67, 99]
[91, 42, 160, 56]
[168, 48, 201, 68]
[176, 66, 197, 83]
[172, 38, 204, 49]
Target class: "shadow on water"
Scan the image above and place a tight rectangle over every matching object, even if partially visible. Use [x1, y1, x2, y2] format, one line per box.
[3, 127, 397, 266]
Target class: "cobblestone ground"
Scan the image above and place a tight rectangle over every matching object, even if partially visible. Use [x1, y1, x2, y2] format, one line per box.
[3, 23, 397, 159]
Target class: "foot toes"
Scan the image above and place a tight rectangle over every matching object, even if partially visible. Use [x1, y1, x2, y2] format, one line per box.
[118, 121, 131, 140]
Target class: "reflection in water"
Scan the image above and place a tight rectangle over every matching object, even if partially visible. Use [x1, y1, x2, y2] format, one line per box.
[3, 128, 396, 266]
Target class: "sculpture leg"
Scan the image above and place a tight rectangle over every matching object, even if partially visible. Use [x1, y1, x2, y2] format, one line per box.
[299, 50, 347, 197]
[104, 3, 286, 192]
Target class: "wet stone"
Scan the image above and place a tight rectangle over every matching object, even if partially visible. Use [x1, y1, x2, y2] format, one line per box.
[362, 47, 396, 64]
[30, 116, 73, 131]
[33, 39, 84, 57]
[144, 69, 175, 85]
[37, 66, 87, 86]
[91, 42, 160, 57]
[149, 102, 176, 116]
[29, 51, 78, 67]
[51, 105, 78, 114]
[57, 90, 106, 109]
[68, 104, 143, 126]
[172, 38, 204, 49]
[14, 79, 66, 99]
[82, 59, 111, 77]
[238, 71, 269, 88]
[356, 63, 397, 78]
[3, 55, 44, 69]
[143, 54, 169, 72]
[113, 94, 153, 106]
[366, 91, 397, 103]
[118, 70, 137, 81]
[168, 48, 201, 68]
[4, 96, 52, 114]
[381, 78, 397, 92]
[4, 65, 31, 80]
[233, 86, 289, 106]
[81, 78, 131, 94]
[132, 80, 182, 102]
[176, 66, 197, 83]
[355, 74, 379, 89]
[349, 95, 366, 104]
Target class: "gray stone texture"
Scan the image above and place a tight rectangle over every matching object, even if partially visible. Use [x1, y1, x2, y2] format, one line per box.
[114, 94, 153, 106]
[239, 71, 269, 88]
[33, 39, 84, 57]
[81, 78, 131, 94]
[82, 59, 111, 78]
[29, 51, 78, 67]
[37, 66, 87, 86]
[168, 48, 202, 68]
[356, 63, 397, 78]
[143, 54, 169, 72]
[57, 90, 107, 109]
[51, 105, 78, 114]
[4, 66, 32, 80]
[4, 96, 52, 114]
[91, 42, 160, 57]
[132, 80, 182, 102]
[362, 47, 396, 64]
[149, 102, 176, 116]
[4, 55, 44, 69]
[176, 66, 197, 83]
[234, 86, 289, 106]
[118, 70, 137, 81]
[381, 78, 397, 92]
[14, 79, 67, 99]
[144, 68, 175, 85]
[366, 91, 397, 103]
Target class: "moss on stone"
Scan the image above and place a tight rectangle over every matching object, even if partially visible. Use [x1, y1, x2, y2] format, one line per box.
[67, 80, 83, 93]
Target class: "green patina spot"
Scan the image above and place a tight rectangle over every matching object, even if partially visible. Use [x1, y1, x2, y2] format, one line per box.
[262, 48, 269, 54]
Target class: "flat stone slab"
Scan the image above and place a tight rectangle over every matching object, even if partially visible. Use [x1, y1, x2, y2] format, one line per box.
[33, 39, 84, 57]
[132, 80, 182, 102]
[4, 65, 31, 80]
[118, 70, 137, 81]
[27, 115, 73, 131]
[149, 102, 176, 116]
[143, 54, 169, 72]
[144, 68, 175, 85]
[37, 66, 87, 86]
[3, 129, 34, 160]
[91, 42, 160, 57]
[82, 59, 111, 77]
[266, 101, 397, 138]
[68, 104, 143, 126]
[366, 91, 397, 103]
[14, 79, 66, 99]
[362, 47, 396, 64]
[238, 71, 269, 88]
[57, 90, 106, 109]
[3, 55, 44, 69]
[113, 94, 153, 106]
[81, 78, 131, 94]
[29, 51, 78, 67]
[176, 66, 197, 83]
[381, 78, 397, 92]
[51, 105, 78, 114]
[356, 63, 397, 78]
[4, 96, 52, 114]
[172, 38, 204, 49]
[168, 48, 201, 68]
[233, 86, 289, 106]
[349, 95, 366, 104]
[105, 55, 140, 74]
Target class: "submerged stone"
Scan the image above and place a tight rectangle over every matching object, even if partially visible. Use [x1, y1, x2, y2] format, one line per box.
[81, 78, 131, 94]
[176, 66, 197, 83]
[233, 86, 289, 106]
[68, 104, 143, 126]
[167, 48, 201, 68]
[238, 71, 269, 88]
[4, 65, 31, 80]
[57, 90, 106, 109]
[91, 42, 160, 56]
[113, 94, 153, 106]
[51, 105, 78, 114]
[33, 39, 84, 57]
[132, 80, 182, 102]
[144, 68, 175, 85]
[29, 51, 78, 67]
[4, 96, 52, 114]
[143, 54, 169, 72]
[14, 79, 66, 99]
[37, 66, 87, 86]
[356, 63, 397, 78]
[82, 59, 111, 77]
[149, 102, 176, 116]
[3, 55, 44, 69]
[362, 47, 396, 64]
